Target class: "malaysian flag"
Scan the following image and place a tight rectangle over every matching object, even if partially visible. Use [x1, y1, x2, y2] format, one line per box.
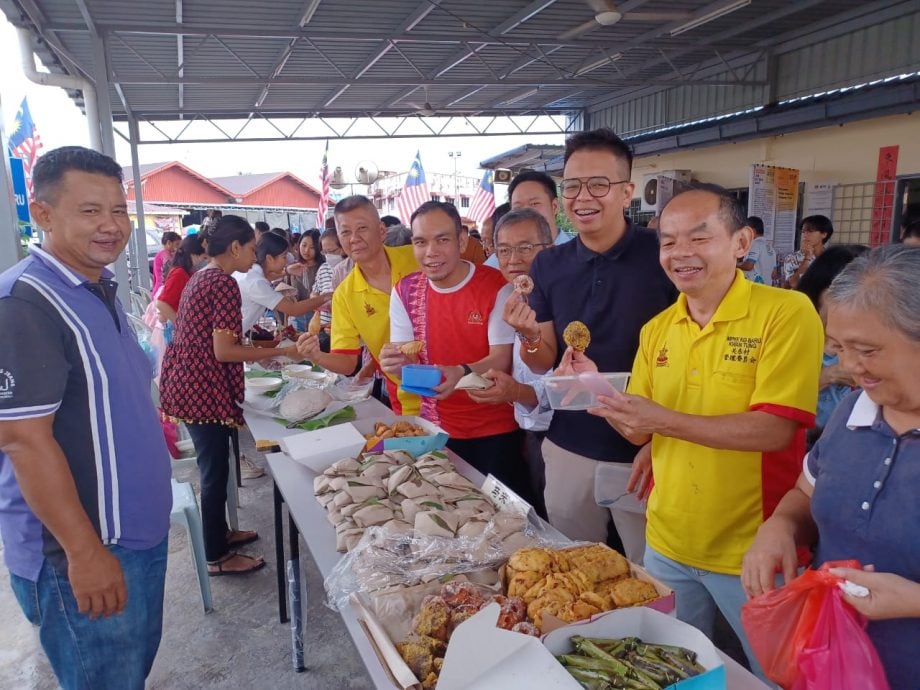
[8, 97, 43, 200]
[317, 139, 330, 222]
[397, 150, 429, 223]
[468, 170, 495, 225]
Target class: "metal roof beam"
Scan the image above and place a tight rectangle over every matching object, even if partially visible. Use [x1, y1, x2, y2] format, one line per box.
[43, 21, 658, 49]
[115, 76, 766, 87]
[493, 0, 560, 35]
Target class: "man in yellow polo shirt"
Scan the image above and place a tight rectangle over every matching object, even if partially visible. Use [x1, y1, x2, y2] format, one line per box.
[589, 185, 823, 680]
[297, 196, 420, 415]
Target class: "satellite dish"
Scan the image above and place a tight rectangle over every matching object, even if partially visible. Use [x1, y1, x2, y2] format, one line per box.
[355, 161, 380, 185]
[330, 166, 347, 190]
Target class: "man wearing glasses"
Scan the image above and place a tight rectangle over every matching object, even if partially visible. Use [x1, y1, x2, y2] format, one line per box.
[505, 128, 676, 561]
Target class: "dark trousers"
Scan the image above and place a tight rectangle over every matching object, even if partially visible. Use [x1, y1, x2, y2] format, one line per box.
[447, 429, 534, 508]
[523, 429, 548, 520]
[186, 423, 232, 562]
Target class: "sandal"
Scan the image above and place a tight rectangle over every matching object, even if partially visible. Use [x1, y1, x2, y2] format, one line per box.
[226, 529, 260, 547]
[208, 552, 265, 577]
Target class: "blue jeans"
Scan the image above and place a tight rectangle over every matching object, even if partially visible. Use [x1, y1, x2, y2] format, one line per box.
[9, 539, 168, 690]
[643, 545, 769, 683]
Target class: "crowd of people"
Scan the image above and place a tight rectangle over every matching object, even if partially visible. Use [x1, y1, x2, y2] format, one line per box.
[0, 132, 918, 689]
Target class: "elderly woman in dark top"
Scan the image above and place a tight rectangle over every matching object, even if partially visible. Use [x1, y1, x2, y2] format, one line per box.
[742, 245, 920, 689]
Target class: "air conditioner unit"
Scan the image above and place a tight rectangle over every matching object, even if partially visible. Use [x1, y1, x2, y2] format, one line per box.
[641, 170, 692, 213]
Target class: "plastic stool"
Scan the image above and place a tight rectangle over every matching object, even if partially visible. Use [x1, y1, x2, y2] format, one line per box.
[170, 478, 213, 612]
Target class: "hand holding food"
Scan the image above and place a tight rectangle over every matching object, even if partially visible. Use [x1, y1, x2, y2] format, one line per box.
[503, 294, 540, 342]
[379, 342, 411, 375]
[399, 340, 424, 357]
[563, 320, 591, 352]
[296, 332, 322, 360]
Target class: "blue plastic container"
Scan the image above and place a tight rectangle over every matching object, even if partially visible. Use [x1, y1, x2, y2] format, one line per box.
[401, 364, 443, 390]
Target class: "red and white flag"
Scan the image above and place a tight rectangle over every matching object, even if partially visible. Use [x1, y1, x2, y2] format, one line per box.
[468, 170, 495, 225]
[318, 139, 330, 221]
[397, 150, 429, 223]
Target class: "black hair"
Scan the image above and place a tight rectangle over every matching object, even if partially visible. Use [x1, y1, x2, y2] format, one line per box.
[161, 231, 181, 246]
[335, 195, 378, 216]
[206, 215, 256, 257]
[509, 170, 558, 202]
[168, 234, 205, 277]
[380, 215, 402, 227]
[270, 227, 289, 240]
[256, 232, 290, 265]
[320, 227, 342, 251]
[563, 128, 633, 175]
[32, 146, 123, 202]
[800, 215, 834, 244]
[797, 244, 870, 310]
[903, 218, 920, 241]
[746, 216, 765, 236]
[490, 202, 511, 228]
[410, 200, 462, 236]
[254, 221, 270, 234]
[662, 183, 747, 234]
[384, 224, 413, 247]
[298, 228, 325, 266]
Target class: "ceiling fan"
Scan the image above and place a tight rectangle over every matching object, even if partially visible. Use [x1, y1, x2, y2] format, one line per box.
[404, 86, 439, 117]
[559, 0, 693, 40]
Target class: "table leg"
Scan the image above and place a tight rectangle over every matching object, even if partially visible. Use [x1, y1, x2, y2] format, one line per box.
[273, 482, 288, 624]
[288, 512, 305, 673]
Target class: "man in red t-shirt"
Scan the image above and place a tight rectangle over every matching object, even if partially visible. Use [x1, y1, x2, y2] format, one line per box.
[380, 201, 530, 502]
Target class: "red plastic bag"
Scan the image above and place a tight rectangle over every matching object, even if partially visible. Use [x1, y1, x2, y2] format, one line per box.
[741, 560, 883, 689]
[791, 586, 889, 690]
[160, 412, 182, 460]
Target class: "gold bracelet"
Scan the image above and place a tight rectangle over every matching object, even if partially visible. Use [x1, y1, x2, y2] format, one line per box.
[524, 334, 542, 354]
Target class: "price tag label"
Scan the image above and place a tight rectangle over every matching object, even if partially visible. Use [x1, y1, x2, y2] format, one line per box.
[482, 474, 532, 516]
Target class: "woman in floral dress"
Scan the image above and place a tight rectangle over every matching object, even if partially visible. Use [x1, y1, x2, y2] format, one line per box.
[160, 215, 299, 575]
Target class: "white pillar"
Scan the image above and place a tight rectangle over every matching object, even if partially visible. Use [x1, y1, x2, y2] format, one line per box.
[128, 117, 151, 291]
[91, 34, 131, 303]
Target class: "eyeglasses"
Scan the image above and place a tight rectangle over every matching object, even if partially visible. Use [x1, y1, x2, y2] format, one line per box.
[494, 242, 549, 260]
[560, 176, 631, 199]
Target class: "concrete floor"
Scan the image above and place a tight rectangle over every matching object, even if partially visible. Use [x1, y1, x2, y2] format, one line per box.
[0, 429, 372, 690]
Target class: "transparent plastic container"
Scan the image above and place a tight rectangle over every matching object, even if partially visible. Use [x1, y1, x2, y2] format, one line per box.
[544, 372, 631, 411]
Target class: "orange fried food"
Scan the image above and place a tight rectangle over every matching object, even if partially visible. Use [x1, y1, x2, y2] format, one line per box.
[562, 320, 591, 352]
[566, 544, 630, 583]
[413, 595, 451, 642]
[609, 578, 660, 607]
[512, 274, 534, 295]
[399, 340, 424, 356]
[507, 570, 545, 599]
[440, 580, 485, 610]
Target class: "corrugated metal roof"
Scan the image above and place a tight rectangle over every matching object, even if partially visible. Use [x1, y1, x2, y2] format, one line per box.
[0, 0, 915, 131]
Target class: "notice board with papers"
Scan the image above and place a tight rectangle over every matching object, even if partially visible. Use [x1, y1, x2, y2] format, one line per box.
[748, 164, 800, 255]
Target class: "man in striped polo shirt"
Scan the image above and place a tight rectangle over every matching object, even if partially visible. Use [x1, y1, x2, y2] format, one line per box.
[0, 147, 171, 689]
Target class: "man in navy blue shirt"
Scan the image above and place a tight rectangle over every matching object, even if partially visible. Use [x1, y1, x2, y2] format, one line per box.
[505, 129, 675, 560]
[0, 147, 171, 689]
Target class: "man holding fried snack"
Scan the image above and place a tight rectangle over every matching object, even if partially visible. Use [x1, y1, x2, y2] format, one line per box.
[505, 128, 675, 557]
[588, 185, 823, 679]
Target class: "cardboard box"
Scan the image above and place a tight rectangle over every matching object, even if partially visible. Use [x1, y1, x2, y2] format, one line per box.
[352, 416, 449, 457]
[543, 606, 727, 690]
[279, 423, 366, 472]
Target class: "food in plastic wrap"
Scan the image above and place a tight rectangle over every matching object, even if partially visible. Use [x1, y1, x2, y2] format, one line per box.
[278, 388, 331, 421]
[352, 502, 395, 528]
[414, 510, 459, 538]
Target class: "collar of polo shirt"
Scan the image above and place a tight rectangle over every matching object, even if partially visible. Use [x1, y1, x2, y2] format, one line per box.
[574, 223, 637, 262]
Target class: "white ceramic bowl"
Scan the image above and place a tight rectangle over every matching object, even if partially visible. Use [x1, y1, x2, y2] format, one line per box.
[244, 376, 283, 394]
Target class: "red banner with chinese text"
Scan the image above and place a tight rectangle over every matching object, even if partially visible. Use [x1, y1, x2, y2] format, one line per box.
[869, 146, 899, 246]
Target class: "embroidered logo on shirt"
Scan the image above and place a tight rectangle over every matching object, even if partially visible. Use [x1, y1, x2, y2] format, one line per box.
[0, 368, 15, 401]
[468, 310, 484, 325]
[364, 303, 377, 316]
[655, 346, 669, 368]
[723, 335, 761, 363]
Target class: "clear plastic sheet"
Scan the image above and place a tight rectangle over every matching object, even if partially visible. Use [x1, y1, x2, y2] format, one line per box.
[324, 513, 572, 612]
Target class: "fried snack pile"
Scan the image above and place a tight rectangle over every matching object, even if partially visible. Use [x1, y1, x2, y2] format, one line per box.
[364, 420, 428, 450]
[562, 320, 591, 353]
[512, 274, 534, 295]
[505, 545, 659, 631]
[399, 340, 424, 356]
[397, 581, 537, 688]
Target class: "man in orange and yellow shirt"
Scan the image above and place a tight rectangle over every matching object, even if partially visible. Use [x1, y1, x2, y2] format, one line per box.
[589, 186, 823, 681]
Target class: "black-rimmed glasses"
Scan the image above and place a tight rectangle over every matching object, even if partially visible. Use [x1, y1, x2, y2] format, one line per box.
[560, 176, 630, 199]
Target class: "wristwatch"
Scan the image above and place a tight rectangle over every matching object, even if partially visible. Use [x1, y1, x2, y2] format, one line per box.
[460, 363, 473, 377]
